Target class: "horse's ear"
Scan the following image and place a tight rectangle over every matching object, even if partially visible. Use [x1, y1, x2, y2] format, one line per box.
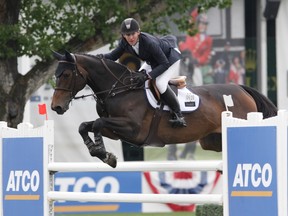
[51, 50, 63, 60]
[65, 50, 75, 63]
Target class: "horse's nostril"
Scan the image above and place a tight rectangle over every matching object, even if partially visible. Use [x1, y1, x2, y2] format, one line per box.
[53, 106, 65, 115]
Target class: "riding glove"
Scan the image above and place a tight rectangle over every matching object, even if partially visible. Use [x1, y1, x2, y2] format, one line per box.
[135, 73, 149, 87]
[95, 54, 104, 58]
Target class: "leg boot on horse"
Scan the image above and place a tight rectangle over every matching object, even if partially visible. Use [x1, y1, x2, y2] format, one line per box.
[79, 121, 117, 168]
[161, 87, 187, 128]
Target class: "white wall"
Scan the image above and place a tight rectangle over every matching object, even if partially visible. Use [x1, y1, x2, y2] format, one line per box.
[276, 0, 288, 109]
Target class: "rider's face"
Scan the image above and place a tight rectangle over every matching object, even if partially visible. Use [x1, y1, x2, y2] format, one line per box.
[123, 31, 140, 46]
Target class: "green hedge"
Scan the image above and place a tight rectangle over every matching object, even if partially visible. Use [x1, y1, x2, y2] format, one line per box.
[196, 204, 223, 216]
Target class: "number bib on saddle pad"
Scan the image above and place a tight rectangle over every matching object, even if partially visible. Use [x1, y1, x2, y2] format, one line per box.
[145, 85, 200, 112]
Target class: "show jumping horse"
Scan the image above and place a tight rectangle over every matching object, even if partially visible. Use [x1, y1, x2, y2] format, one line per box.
[51, 51, 278, 168]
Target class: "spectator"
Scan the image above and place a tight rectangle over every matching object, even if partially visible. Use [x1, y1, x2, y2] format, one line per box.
[213, 59, 227, 84]
[178, 8, 213, 86]
[227, 56, 245, 84]
[201, 59, 214, 84]
[220, 41, 233, 73]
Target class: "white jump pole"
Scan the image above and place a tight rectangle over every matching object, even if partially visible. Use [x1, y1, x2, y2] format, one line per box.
[48, 160, 223, 172]
[47, 192, 223, 204]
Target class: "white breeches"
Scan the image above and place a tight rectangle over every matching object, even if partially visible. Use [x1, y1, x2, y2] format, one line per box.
[140, 60, 180, 94]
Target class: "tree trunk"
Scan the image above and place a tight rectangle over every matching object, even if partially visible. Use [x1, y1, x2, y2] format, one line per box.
[0, 0, 22, 127]
[0, 57, 24, 127]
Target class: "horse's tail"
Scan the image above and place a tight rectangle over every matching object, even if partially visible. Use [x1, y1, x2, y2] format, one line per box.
[240, 85, 278, 118]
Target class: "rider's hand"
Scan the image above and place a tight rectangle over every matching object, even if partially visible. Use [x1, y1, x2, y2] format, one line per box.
[138, 69, 146, 74]
[134, 73, 149, 87]
[96, 54, 104, 58]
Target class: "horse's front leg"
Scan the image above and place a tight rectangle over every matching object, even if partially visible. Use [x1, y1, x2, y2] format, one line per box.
[78, 120, 117, 168]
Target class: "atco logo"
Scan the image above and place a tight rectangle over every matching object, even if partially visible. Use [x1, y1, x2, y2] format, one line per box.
[5, 170, 41, 200]
[231, 163, 273, 197]
[55, 176, 119, 202]
[6, 170, 40, 192]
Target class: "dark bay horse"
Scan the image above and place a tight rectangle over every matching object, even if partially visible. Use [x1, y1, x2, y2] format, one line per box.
[51, 51, 278, 168]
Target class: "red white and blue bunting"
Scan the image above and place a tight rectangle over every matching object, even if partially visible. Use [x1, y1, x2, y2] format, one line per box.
[144, 171, 221, 211]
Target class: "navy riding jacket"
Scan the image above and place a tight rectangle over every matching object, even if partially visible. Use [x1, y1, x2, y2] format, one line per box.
[104, 32, 182, 79]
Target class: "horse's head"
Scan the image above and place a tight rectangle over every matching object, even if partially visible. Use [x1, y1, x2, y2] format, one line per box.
[51, 50, 87, 114]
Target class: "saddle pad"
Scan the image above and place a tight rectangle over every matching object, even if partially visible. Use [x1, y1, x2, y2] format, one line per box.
[145, 83, 200, 112]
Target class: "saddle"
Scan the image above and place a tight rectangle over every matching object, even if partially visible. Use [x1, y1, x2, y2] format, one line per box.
[143, 76, 199, 146]
[149, 76, 187, 101]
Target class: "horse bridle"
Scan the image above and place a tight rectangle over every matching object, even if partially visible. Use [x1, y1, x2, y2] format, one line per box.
[55, 56, 141, 104]
[54, 60, 87, 100]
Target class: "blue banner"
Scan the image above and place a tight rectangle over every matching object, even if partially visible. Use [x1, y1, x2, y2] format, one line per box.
[227, 126, 278, 216]
[54, 172, 142, 214]
[2, 137, 44, 216]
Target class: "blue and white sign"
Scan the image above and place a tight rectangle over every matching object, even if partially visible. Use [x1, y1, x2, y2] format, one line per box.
[227, 126, 278, 216]
[54, 171, 142, 214]
[2, 137, 44, 216]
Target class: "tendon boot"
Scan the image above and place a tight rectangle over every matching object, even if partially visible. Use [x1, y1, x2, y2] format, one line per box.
[161, 87, 187, 128]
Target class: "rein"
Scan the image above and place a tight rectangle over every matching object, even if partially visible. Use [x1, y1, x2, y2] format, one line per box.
[84, 58, 140, 99]
[99, 58, 127, 85]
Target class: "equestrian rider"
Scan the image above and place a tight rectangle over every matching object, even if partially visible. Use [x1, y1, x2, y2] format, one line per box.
[102, 18, 186, 127]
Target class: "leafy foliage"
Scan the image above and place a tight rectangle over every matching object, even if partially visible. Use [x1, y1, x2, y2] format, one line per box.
[0, 0, 231, 60]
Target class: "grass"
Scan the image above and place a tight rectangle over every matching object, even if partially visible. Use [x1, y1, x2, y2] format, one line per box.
[144, 143, 222, 161]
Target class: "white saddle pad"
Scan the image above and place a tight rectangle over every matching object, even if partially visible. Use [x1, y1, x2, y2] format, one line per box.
[145, 84, 200, 112]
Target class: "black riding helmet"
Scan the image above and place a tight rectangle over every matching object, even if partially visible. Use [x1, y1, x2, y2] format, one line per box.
[120, 18, 140, 34]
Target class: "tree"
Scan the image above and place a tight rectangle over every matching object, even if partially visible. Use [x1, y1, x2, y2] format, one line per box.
[0, 0, 231, 127]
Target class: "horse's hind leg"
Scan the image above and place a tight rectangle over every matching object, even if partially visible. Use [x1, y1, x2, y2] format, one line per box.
[79, 120, 117, 168]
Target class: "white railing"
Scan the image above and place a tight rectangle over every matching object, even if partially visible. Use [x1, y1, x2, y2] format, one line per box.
[48, 160, 223, 172]
[47, 192, 223, 204]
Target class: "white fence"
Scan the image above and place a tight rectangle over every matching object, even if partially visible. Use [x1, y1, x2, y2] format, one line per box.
[48, 160, 223, 172]
[1, 110, 288, 216]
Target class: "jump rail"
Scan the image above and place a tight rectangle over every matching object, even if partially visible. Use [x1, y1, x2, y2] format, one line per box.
[48, 160, 223, 172]
[47, 192, 223, 204]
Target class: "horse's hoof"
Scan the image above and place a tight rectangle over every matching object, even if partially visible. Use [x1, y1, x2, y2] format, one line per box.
[103, 152, 117, 168]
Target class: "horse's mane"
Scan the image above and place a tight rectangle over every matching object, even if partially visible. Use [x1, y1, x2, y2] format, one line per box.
[81, 53, 132, 72]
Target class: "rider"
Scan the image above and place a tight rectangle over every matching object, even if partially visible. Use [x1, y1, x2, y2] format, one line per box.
[102, 18, 186, 127]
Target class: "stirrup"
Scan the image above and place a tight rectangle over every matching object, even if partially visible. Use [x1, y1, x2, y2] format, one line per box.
[169, 113, 187, 128]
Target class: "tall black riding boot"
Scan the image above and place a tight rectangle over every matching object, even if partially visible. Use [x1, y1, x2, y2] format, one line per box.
[161, 87, 187, 128]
